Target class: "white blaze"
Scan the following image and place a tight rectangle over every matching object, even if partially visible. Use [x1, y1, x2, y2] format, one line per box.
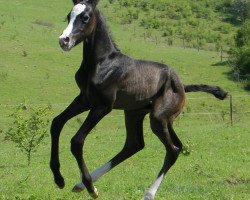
[59, 4, 86, 39]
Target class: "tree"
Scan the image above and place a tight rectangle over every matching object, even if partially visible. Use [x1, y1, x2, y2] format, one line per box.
[5, 104, 50, 166]
[229, 20, 250, 78]
[231, 0, 250, 22]
[235, 20, 250, 47]
[229, 45, 250, 77]
[233, 47, 250, 75]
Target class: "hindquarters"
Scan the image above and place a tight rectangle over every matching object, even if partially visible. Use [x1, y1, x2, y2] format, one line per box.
[151, 69, 185, 123]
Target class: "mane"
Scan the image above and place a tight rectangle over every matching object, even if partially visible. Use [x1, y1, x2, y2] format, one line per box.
[110, 33, 120, 52]
[97, 9, 120, 52]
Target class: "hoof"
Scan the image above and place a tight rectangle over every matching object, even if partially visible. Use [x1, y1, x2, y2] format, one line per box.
[54, 175, 65, 189]
[89, 187, 99, 199]
[72, 183, 85, 193]
[142, 192, 154, 200]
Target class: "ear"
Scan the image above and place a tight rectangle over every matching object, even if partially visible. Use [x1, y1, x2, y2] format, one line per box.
[88, 0, 100, 7]
[72, 0, 100, 6]
[72, 0, 82, 5]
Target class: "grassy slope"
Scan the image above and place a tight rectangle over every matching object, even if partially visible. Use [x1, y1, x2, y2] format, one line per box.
[102, 0, 238, 51]
[0, 0, 249, 199]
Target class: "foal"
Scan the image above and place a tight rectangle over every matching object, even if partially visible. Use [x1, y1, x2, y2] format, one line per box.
[50, 0, 227, 199]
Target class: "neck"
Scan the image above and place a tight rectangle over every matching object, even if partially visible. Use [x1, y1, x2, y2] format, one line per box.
[83, 9, 118, 65]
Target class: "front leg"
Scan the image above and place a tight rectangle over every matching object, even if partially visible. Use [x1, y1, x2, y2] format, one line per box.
[70, 106, 111, 198]
[50, 93, 89, 189]
[72, 110, 147, 193]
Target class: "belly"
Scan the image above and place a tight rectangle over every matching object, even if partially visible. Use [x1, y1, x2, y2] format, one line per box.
[113, 91, 153, 110]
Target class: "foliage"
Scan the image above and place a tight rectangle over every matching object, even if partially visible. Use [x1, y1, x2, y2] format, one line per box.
[235, 20, 250, 47]
[120, 9, 139, 24]
[181, 140, 194, 156]
[230, 46, 250, 75]
[230, 0, 250, 23]
[103, 0, 239, 51]
[5, 104, 50, 166]
[229, 20, 250, 77]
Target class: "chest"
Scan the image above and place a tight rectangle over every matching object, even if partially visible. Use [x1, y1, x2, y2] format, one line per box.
[75, 62, 124, 104]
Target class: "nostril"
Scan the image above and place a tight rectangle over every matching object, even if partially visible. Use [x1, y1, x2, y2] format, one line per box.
[64, 37, 70, 43]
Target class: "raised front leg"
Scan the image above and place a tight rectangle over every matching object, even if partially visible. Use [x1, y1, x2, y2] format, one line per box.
[70, 106, 111, 198]
[50, 93, 89, 189]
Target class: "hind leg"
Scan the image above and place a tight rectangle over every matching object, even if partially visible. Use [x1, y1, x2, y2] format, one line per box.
[142, 115, 182, 200]
[167, 122, 182, 151]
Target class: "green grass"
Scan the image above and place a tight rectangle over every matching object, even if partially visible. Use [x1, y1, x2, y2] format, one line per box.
[0, 0, 250, 199]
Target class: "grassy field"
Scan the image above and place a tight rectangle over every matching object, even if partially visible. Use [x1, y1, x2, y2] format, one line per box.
[0, 0, 250, 199]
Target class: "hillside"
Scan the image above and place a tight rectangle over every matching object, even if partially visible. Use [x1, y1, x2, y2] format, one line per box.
[99, 0, 241, 51]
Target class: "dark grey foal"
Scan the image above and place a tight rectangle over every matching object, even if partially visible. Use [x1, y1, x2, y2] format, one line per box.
[50, 0, 227, 199]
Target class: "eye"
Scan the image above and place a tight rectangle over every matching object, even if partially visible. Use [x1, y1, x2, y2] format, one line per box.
[82, 14, 89, 23]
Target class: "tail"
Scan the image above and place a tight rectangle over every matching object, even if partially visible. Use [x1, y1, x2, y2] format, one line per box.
[184, 84, 228, 100]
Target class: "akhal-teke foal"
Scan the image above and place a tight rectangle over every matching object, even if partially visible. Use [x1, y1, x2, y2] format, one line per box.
[50, 0, 228, 199]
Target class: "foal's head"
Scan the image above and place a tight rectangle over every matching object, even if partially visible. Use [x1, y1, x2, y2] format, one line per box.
[59, 0, 99, 51]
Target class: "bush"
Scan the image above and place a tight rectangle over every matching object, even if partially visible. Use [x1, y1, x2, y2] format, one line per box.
[220, 24, 232, 34]
[119, 0, 132, 7]
[230, 0, 250, 22]
[167, 9, 182, 20]
[166, 37, 174, 46]
[187, 18, 199, 27]
[138, 0, 149, 11]
[235, 20, 250, 47]
[140, 17, 160, 29]
[162, 27, 174, 37]
[230, 46, 250, 75]
[229, 20, 250, 76]
[5, 104, 50, 166]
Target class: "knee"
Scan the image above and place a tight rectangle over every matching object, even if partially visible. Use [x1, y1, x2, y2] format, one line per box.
[131, 142, 144, 153]
[50, 161, 60, 172]
[51, 116, 64, 134]
[171, 140, 182, 155]
[169, 146, 180, 162]
[70, 138, 83, 157]
[124, 140, 144, 155]
[136, 141, 145, 152]
[150, 116, 164, 134]
[176, 143, 182, 153]
[51, 116, 61, 126]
